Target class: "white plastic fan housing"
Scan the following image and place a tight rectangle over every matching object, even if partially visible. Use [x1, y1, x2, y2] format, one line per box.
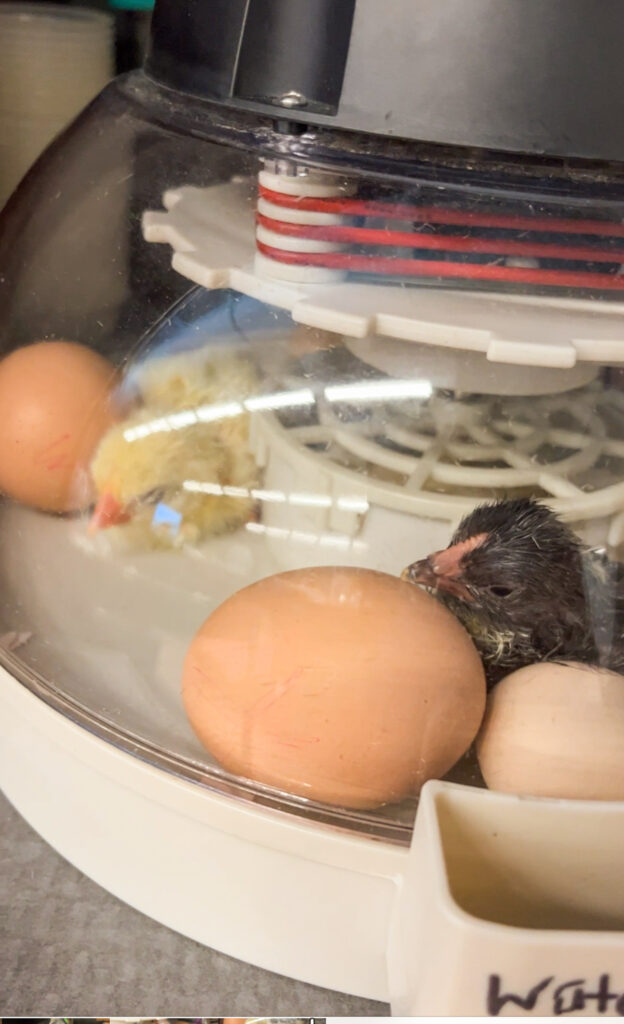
[142, 176, 624, 373]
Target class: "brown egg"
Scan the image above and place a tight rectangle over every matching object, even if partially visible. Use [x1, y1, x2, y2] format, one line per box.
[0, 340, 118, 513]
[477, 662, 624, 800]
[183, 567, 486, 809]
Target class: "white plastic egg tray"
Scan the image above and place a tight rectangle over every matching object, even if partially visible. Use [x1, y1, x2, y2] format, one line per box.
[142, 174, 624, 370]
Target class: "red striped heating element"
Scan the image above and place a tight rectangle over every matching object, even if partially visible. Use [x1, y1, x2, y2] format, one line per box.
[256, 183, 624, 293]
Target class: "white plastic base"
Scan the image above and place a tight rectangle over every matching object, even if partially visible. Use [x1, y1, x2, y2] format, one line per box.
[0, 666, 403, 1002]
[6, 668, 624, 1014]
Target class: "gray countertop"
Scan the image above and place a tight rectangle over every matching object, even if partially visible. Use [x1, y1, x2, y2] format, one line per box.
[1, 792, 388, 1017]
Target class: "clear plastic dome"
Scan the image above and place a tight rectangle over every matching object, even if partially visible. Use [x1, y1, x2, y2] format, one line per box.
[2, 70, 624, 843]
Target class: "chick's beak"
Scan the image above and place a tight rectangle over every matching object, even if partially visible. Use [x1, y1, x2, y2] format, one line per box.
[401, 556, 438, 587]
[401, 544, 477, 602]
[88, 492, 131, 534]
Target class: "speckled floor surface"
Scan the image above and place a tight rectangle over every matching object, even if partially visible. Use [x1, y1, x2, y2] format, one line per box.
[1, 792, 389, 1017]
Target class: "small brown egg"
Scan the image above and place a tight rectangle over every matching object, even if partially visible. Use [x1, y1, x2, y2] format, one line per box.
[0, 340, 118, 513]
[182, 567, 486, 809]
[477, 662, 624, 800]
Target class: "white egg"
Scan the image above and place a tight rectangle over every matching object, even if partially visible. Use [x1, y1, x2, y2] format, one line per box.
[477, 662, 624, 800]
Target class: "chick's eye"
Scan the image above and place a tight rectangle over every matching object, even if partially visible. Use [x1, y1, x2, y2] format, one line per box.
[488, 585, 514, 598]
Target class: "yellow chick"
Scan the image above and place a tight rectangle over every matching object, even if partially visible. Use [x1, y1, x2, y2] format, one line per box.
[89, 350, 259, 548]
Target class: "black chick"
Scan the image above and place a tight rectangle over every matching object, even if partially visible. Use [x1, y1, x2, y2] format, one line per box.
[402, 497, 624, 686]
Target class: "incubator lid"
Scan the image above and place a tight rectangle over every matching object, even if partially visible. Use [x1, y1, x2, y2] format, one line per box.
[0, 56, 624, 848]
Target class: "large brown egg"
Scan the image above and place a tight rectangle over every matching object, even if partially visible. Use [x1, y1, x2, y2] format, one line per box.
[183, 567, 486, 809]
[0, 340, 118, 512]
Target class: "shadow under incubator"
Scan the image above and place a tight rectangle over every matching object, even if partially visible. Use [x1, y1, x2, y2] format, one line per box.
[2, 0, 624, 1014]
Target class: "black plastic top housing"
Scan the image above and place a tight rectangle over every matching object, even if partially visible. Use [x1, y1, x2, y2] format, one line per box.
[146, 0, 624, 162]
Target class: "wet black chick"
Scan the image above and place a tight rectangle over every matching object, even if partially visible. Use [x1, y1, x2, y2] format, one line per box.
[402, 497, 624, 686]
